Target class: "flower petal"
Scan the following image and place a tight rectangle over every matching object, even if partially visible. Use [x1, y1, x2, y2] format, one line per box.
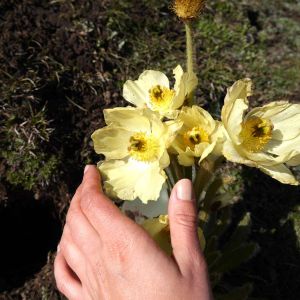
[123, 70, 170, 108]
[99, 160, 166, 203]
[222, 140, 255, 167]
[135, 162, 167, 203]
[259, 164, 299, 185]
[91, 126, 131, 160]
[178, 151, 195, 166]
[221, 79, 252, 144]
[249, 101, 300, 140]
[171, 65, 186, 109]
[123, 80, 149, 107]
[180, 105, 215, 132]
[267, 134, 300, 157]
[104, 107, 151, 132]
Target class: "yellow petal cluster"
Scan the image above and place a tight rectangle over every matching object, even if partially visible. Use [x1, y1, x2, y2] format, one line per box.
[92, 107, 182, 203]
[221, 79, 300, 185]
[123, 65, 198, 118]
[171, 105, 223, 166]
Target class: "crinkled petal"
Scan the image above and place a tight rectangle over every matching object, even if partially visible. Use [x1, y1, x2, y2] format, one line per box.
[180, 105, 215, 132]
[249, 101, 300, 140]
[135, 162, 167, 203]
[164, 119, 183, 145]
[104, 107, 151, 132]
[123, 80, 149, 107]
[199, 141, 217, 163]
[267, 134, 300, 157]
[222, 79, 252, 144]
[100, 160, 166, 203]
[159, 150, 170, 169]
[91, 126, 131, 160]
[259, 164, 299, 185]
[139, 70, 170, 90]
[286, 152, 300, 166]
[123, 70, 170, 108]
[173, 65, 184, 92]
[172, 66, 188, 109]
[223, 140, 255, 167]
[172, 67, 198, 110]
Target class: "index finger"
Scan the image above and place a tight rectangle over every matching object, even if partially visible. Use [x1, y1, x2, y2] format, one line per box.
[81, 165, 103, 194]
[80, 165, 137, 236]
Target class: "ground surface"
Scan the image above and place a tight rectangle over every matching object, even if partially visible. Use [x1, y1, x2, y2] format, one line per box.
[0, 0, 299, 299]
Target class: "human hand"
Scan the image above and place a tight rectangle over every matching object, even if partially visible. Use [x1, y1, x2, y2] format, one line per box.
[54, 165, 213, 300]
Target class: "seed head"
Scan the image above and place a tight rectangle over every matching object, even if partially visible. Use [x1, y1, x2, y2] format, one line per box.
[172, 0, 206, 20]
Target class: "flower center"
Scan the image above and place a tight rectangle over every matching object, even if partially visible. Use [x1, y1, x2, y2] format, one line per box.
[128, 132, 160, 162]
[240, 117, 273, 152]
[183, 126, 209, 150]
[149, 85, 175, 110]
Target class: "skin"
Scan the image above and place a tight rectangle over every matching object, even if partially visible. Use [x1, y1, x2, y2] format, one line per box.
[54, 165, 213, 300]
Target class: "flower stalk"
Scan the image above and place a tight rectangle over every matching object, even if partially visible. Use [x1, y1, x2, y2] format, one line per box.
[185, 21, 194, 75]
[185, 21, 195, 105]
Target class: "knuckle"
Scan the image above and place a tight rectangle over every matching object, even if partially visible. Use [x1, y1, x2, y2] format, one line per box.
[105, 236, 134, 273]
[174, 211, 197, 229]
[56, 280, 67, 294]
[80, 191, 98, 213]
[66, 208, 81, 227]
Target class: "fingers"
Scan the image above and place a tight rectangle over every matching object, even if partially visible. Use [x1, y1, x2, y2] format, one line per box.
[80, 165, 136, 238]
[168, 179, 206, 275]
[82, 165, 103, 193]
[54, 251, 83, 300]
[66, 183, 102, 259]
[59, 225, 87, 280]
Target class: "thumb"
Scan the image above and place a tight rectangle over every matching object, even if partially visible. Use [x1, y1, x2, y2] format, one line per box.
[168, 179, 205, 274]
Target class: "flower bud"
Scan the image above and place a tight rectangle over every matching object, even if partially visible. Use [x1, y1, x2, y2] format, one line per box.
[172, 0, 206, 20]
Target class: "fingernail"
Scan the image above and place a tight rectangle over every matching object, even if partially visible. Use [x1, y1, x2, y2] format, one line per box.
[84, 165, 92, 174]
[176, 179, 193, 201]
[57, 244, 61, 253]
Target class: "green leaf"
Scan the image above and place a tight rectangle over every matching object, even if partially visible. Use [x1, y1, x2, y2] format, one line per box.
[223, 213, 251, 253]
[211, 242, 258, 273]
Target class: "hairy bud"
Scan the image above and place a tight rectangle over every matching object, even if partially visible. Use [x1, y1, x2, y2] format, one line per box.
[172, 0, 206, 20]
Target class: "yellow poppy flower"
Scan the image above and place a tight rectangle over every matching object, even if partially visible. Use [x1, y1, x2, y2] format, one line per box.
[171, 105, 223, 166]
[123, 65, 198, 118]
[92, 107, 182, 203]
[221, 79, 300, 185]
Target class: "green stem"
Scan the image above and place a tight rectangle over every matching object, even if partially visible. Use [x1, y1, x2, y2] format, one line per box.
[185, 21, 195, 106]
[185, 21, 194, 76]
[194, 157, 223, 208]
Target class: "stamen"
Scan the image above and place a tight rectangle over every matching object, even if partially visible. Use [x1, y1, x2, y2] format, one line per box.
[183, 126, 209, 150]
[240, 117, 273, 152]
[149, 85, 175, 110]
[128, 132, 160, 162]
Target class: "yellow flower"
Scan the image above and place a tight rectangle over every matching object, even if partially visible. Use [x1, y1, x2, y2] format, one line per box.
[123, 65, 198, 118]
[171, 105, 223, 166]
[92, 107, 182, 203]
[221, 79, 300, 185]
[172, 0, 206, 20]
[142, 215, 205, 255]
